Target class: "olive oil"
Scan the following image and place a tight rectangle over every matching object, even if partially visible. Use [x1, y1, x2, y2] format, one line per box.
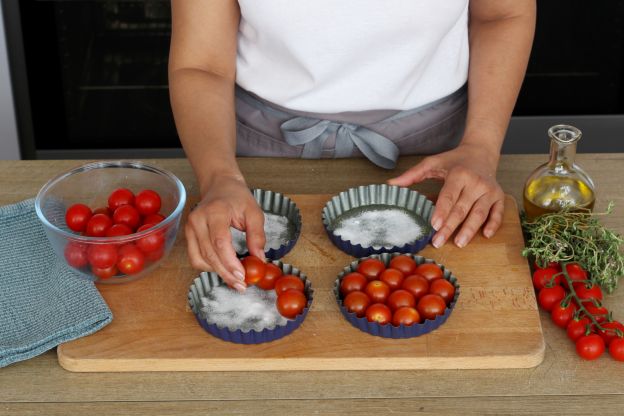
[522, 125, 596, 220]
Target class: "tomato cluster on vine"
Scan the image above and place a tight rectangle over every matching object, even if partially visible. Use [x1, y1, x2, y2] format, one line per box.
[533, 261, 624, 361]
[340, 256, 454, 326]
[63, 188, 166, 279]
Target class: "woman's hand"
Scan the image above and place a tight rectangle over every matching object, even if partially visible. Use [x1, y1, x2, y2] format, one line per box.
[388, 143, 505, 248]
[186, 173, 266, 291]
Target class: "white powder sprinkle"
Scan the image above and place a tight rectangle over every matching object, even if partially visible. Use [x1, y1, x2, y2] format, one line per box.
[231, 212, 291, 254]
[200, 285, 287, 332]
[332, 207, 424, 249]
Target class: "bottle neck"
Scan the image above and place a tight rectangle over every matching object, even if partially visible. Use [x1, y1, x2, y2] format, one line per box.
[548, 139, 577, 168]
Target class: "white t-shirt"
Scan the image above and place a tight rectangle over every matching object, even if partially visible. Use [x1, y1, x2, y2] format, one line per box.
[236, 0, 469, 113]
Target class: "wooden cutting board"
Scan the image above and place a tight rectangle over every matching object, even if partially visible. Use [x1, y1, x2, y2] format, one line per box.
[57, 194, 544, 372]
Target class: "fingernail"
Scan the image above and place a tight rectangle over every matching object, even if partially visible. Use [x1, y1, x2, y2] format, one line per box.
[431, 218, 442, 231]
[455, 235, 467, 248]
[484, 229, 493, 239]
[432, 234, 445, 248]
[234, 270, 245, 281]
[234, 282, 246, 292]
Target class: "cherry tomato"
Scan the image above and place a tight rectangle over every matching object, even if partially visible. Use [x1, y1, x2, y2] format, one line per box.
[533, 260, 561, 271]
[392, 307, 421, 326]
[417, 294, 447, 321]
[598, 321, 624, 346]
[386, 289, 416, 312]
[142, 213, 165, 226]
[135, 189, 162, 216]
[576, 334, 605, 360]
[276, 289, 307, 319]
[64, 242, 88, 268]
[537, 286, 566, 311]
[365, 303, 392, 325]
[87, 244, 118, 269]
[144, 247, 164, 262]
[532, 267, 561, 291]
[136, 223, 165, 253]
[256, 263, 283, 290]
[274, 274, 304, 295]
[561, 262, 588, 289]
[401, 275, 429, 301]
[117, 244, 145, 275]
[105, 223, 134, 237]
[357, 258, 385, 281]
[65, 204, 93, 233]
[379, 268, 404, 291]
[91, 265, 118, 279]
[429, 279, 456, 304]
[85, 213, 112, 237]
[550, 302, 577, 329]
[108, 188, 135, 211]
[567, 317, 593, 342]
[365, 280, 391, 303]
[583, 303, 609, 323]
[93, 207, 113, 217]
[113, 205, 141, 230]
[572, 282, 603, 305]
[389, 255, 416, 276]
[339, 272, 368, 297]
[415, 263, 444, 282]
[343, 291, 371, 317]
[241, 256, 266, 285]
[609, 337, 624, 361]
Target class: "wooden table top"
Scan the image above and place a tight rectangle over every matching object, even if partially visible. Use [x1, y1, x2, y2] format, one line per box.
[1, 154, 623, 415]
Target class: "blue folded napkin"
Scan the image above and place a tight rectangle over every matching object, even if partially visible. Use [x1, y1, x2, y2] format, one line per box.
[0, 199, 113, 368]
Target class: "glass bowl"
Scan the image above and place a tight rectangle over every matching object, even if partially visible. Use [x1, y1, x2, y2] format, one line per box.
[35, 161, 186, 284]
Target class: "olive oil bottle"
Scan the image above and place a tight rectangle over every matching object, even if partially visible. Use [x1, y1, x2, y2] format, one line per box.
[523, 125, 595, 220]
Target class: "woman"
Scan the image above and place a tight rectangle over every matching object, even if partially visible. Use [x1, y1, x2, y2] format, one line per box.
[169, 0, 536, 291]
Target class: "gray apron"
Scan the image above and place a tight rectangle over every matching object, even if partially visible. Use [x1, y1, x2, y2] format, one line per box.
[235, 84, 467, 169]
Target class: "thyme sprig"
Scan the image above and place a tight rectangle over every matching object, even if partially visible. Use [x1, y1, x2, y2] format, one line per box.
[522, 202, 624, 293]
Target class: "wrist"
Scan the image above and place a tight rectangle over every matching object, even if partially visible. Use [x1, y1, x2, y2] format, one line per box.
[198, 166, 246, 196]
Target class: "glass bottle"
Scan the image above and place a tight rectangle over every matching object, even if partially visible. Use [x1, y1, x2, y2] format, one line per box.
[523, 124, 596, 220]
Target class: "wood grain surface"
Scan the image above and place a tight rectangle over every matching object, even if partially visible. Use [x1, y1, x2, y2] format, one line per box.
[1, 155, 623, 415]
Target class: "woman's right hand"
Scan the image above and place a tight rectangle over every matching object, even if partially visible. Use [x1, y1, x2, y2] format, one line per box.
[185, 173, 266, 292]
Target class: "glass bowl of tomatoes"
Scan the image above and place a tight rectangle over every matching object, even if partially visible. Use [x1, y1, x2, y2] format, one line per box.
[35, 160, 186, 283]
[334, 253, 460, 338]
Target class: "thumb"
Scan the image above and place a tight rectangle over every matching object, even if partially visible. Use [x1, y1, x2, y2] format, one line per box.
[388, 158, 435, 186]
[244, 207, 266, 262]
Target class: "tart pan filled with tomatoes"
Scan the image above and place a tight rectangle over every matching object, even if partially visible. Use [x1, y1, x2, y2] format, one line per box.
[334, 253, 460, 339]
[188, 258, 314, 344]
[321, 184, 435, 258]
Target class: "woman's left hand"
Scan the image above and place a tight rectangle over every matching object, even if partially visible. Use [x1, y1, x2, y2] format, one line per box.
[388, 143, 505, 248]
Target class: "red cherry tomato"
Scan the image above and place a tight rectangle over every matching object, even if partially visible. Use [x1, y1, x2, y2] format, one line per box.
[415, 263, 444, 282]
[417, 294, 447, 321]
[65, 204, 93, 233]
[533, 260, 561, 271]
[537, 285, 566, 311]
[567, 317, 593, 342]
[532, 267, 561, 291]
[392, 307, 421, 326]
[365, 303, 392, 325]
[142, 213, 165, 226]
[550, 302, 577, 329]
[339, 272, 368, 297]
[64, 242, 88, 268]
[276, 289, 307, 319]
[583, 303, 609, 323]
[85, 213, 112, 237]
[87, 244, 118, 269]
[561, 262, 588, 289]
[113, 205, 141, 231]
[91, 265, 118, 279]
[136, 223, 165, 253]
[343, 291, 371, 317]
[364, 280, 391, 304]
[117, 244, 145, 275]
[429, 279, 456, 304]
[379, 268, 404, 291]
[274, 274, 304, 295]
[135, 189, 162, 216]
[598, 321, 624, 346]
[93, 206, 112, 217]
[572, 282, 603, 305]
[356, 258, 386, 281]
[609, 337, 624, 361]
[389, 255, 416, 276]
[105, 223, 134, 237]
[108, 188, 135, 211]
[256, 263, 283, 290]
[144, 247, 164, 262]
[576, 334, 605, 360]
[401, 275, 429, 301]
[386, 289, 416, 312]
[241, 256, 266, 285]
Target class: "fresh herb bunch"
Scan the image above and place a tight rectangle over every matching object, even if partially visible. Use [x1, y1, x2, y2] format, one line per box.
[521, 202, 624, 293]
